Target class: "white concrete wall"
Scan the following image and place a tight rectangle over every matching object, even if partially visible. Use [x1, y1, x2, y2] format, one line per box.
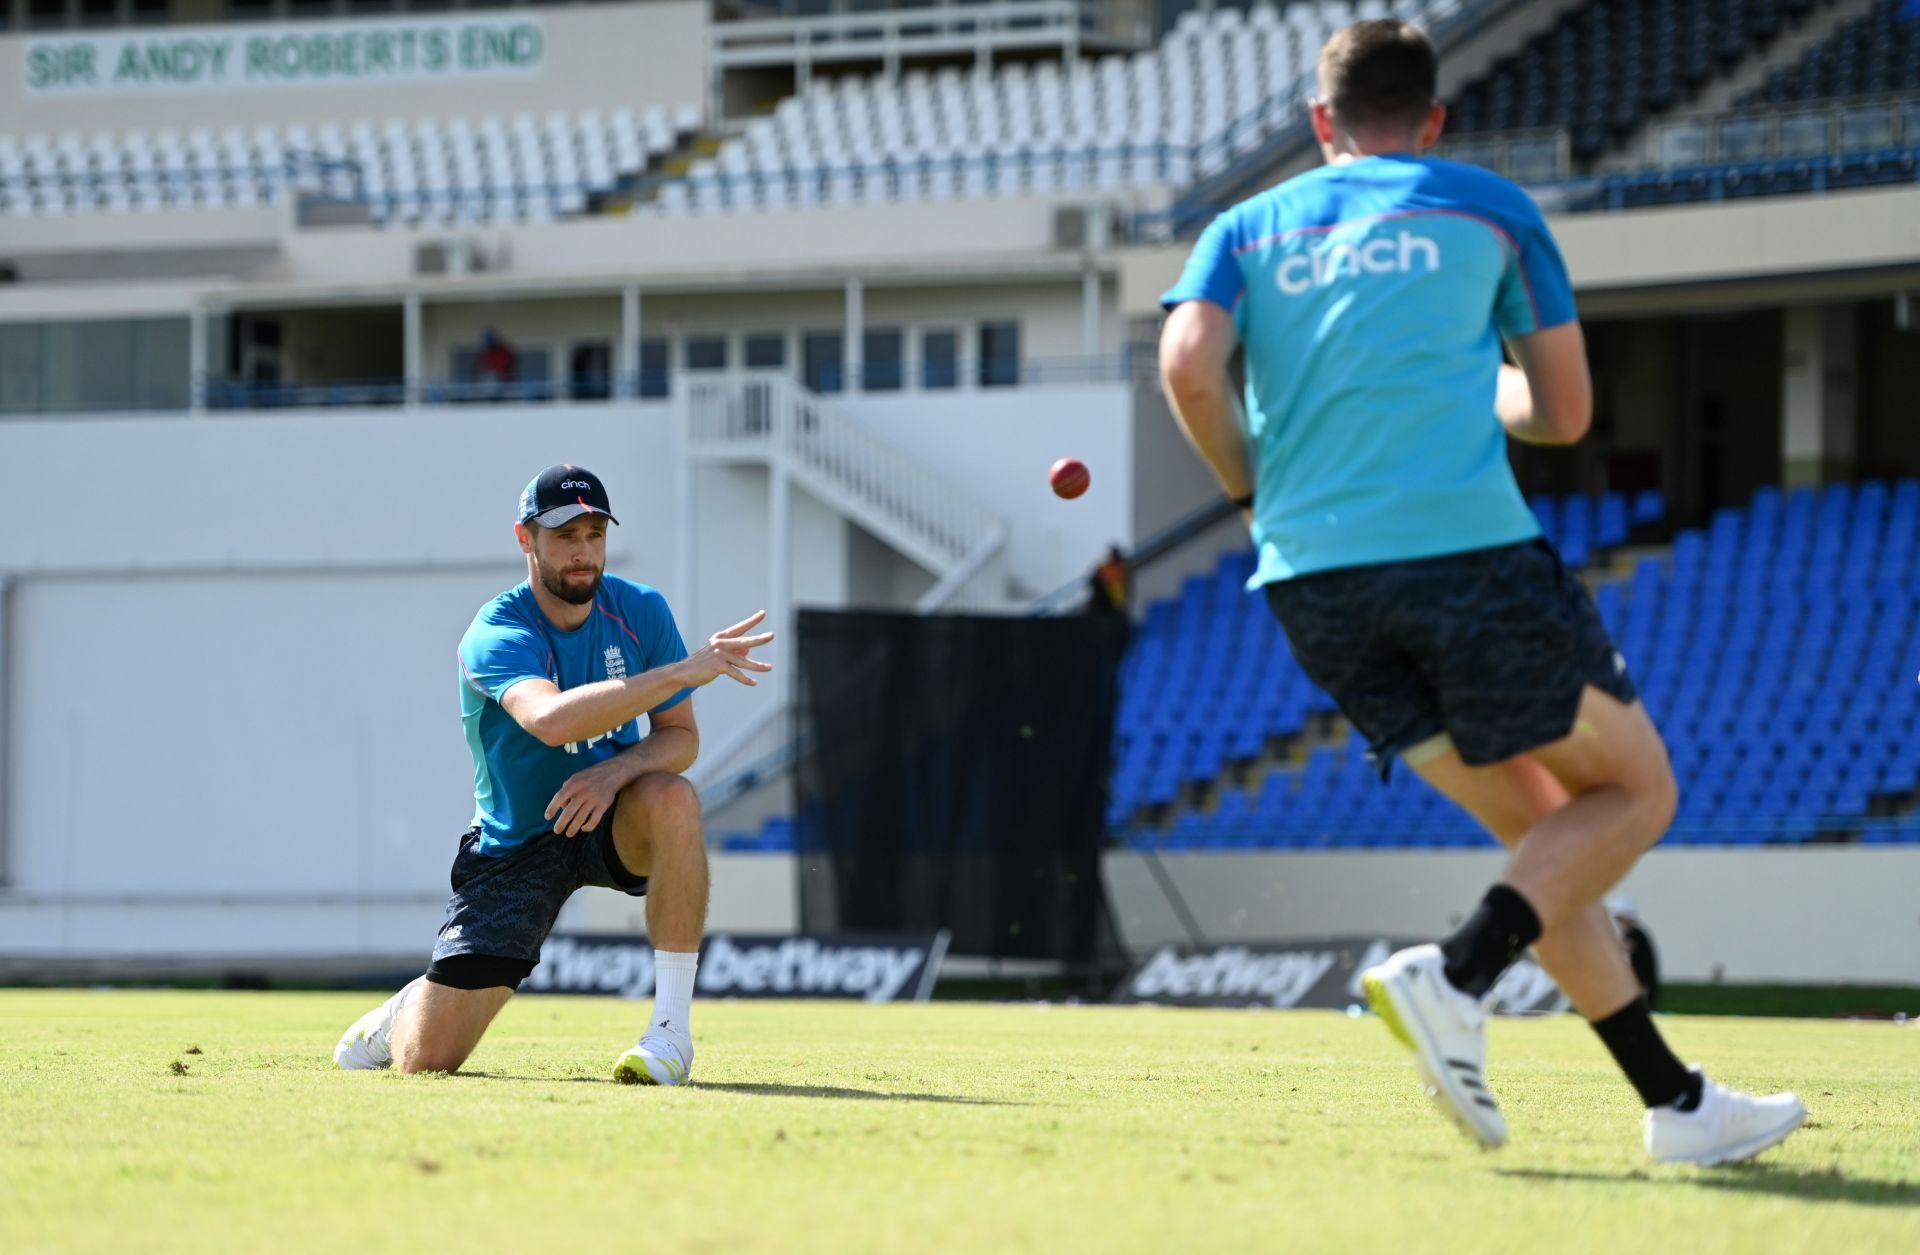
[0, 404, 678, 576]
[0, 380, 1158, 963]
[1, 2, 707, 136]
[0, 204, 1090, 308]
[264, 197, 1077, 288]
[0, 853, 794, 962]
[1104, 849, 1920, 986]
[0, 403, 710, 963]
[841, 383, 1137, 597]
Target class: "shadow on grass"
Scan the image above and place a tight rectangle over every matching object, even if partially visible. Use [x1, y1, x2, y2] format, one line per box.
[698, 1081, 1023, 1106]
[459, 1074, 1019, 1105]
[1494, 1164, 1920, 1207]
[459, 1072, 612, 1084]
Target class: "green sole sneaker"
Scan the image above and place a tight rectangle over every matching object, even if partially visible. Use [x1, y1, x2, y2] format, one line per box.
[613, 1039, 692, 1086]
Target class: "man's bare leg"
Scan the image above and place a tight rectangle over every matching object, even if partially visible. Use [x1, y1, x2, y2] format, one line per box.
[1396, 686, 1695, 1113]
[333, 973, 514, 1074]
[390, 983, 515, 1075]
[1357, 686, 1684, 1146]
[1485, 687, 1679, 929]
[1398, 699, 1806, 1164]
[608, 772, 707, 1085]
[1387, 686, 1676, 1017]
[611, 772, 710, 952]
[1411, 745, 1642, 1020]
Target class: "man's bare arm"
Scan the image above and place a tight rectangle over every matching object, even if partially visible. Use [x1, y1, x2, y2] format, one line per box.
[502, 611, 772, 748]
[544, 702, 701, 836]
[625, 700, 700, 778]
[1500, 323, 1593, 446]
[1160, 301, 1255, 503]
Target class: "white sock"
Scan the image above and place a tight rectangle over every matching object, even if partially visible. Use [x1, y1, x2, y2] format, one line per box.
[649, 950, 698, 1036]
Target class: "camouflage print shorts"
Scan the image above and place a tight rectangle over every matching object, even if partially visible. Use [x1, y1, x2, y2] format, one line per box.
[1263, 539, 1637, 774]
[432, 804, 647, 967]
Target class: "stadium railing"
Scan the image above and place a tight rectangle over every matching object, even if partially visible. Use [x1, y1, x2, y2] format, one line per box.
[1136, 102, 1920, 236]
[709, 0, 1152, 75]
[1642, 92, 1920, 168]
[185, 351, 1157, 415]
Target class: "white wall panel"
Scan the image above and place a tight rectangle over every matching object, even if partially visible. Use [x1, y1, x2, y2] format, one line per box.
[0, 3, 708, 137]
[1105, 848, 1920, 985]
[841, 384, 1139, 597]
[0, 404, 682, 579]
[7, 568, 510, 897]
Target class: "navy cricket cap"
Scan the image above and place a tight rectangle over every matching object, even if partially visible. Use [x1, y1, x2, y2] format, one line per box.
[517, 464, 620, 529]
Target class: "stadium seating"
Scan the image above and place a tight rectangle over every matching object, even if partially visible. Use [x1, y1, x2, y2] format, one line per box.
[0, 105, 700, 226]
[0, 1, 1466, 224]
[719, 816, 797, 854]
[1446, 0, 1829, 160]
[1742, 0, 1920, 105]
[668, 0, 1454, 214]
[1116, 481, 1920, 849]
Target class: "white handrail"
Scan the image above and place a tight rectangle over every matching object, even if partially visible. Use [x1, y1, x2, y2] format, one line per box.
[915, 521, 1010, 613]
[687, 373, 1006, 580]
[687, 697, 791, 796]
[687, 373, 1016, 815]
[713, 0, 1151, 67]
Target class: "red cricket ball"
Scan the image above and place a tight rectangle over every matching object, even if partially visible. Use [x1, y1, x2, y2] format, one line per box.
[1049, 457, 1091, 500]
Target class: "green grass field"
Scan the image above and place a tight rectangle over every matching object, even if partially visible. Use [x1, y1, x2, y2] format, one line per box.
[3, 992, 1916, 1254]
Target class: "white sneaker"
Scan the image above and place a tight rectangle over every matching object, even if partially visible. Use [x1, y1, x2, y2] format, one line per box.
[1361, 944, 1508, 1149]
[332, 978, 420, 1071]
[613, 1021, 694, 1087]
[1647, 1071, 1806, 1165]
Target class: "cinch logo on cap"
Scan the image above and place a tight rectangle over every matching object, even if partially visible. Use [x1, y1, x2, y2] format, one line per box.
[1276, 230, 1441, 296]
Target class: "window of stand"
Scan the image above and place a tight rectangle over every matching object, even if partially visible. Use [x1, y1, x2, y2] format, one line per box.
[744, 332, 787, 370]
[977, 321, 1021, 388]
[920, 329, 959, 390]
[862, 328, 904, 392]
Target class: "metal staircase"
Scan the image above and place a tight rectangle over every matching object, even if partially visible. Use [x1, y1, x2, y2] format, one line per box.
[682, 372, 1009, 805]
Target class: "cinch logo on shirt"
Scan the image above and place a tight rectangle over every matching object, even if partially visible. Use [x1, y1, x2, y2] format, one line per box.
[1276, 229, 1440, 295]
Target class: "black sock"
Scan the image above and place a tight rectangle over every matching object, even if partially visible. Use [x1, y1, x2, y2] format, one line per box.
[1591, 997, 1703, 1110]
[1439, 884, 1543, 999]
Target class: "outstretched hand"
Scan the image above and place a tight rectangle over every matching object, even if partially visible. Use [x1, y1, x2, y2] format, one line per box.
[676, 609, 776, 689]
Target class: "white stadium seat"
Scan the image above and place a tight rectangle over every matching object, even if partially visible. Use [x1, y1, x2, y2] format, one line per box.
[0, 0, 1418, 224]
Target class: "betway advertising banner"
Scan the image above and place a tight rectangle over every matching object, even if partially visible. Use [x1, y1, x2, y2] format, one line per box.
[523, 932, 950, 1004]
[1114, 937, 1571, 1016]
[24, 14, 544, 98]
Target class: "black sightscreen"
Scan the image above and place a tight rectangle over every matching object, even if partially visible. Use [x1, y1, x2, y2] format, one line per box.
[795, 609, 1128, 972]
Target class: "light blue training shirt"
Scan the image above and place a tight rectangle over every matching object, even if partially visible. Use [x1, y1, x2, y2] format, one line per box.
[458, 575, 690, 855]
[1161, 154, 1578, 588]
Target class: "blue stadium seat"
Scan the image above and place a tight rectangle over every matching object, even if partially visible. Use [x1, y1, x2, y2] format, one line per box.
[1116, 481, 1919, 851]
